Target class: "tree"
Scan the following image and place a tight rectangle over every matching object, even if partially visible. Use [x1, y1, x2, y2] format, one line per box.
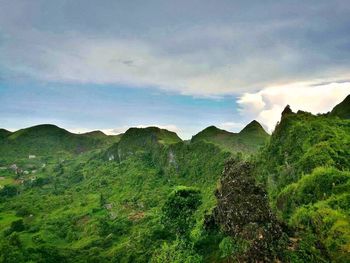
[161, 186, 202, 238]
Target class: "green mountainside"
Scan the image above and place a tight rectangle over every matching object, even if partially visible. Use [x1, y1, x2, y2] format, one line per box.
[330, 94, 350, 119]
[252, 106, 350, 262]
[191, 120, 269, 153]
[0, 124, 120, 163]
[0, 96, 349, 262]
[105, 126, 182, 162]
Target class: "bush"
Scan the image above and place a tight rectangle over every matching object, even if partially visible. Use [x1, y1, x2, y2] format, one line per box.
[10, 219, 25, 233]
[161, 186, 202, 237]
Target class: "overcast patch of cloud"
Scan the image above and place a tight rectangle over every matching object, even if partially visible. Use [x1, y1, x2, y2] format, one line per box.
[1, 1, 350, 96]
[238, 82, 350, 132]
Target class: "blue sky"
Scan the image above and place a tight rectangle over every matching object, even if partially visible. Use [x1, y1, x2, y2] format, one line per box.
[1, 0, 350, 138]
[0, 80, 243, 138]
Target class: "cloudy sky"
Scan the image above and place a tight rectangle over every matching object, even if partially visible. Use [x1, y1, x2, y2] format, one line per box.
[1, 0, 350, 138]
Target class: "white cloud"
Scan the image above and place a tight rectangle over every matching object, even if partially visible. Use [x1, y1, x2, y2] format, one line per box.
[238, 81, 350, 132]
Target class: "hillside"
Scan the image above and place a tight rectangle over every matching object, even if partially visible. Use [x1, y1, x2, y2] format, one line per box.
[330, 94, 350, 119]
[0, 128, 228, 262]
[0, 124, 120, 163]
[253, 106, 350, 262]
[191, 120, 269, 153]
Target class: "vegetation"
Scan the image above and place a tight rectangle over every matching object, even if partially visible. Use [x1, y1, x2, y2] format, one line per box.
[0, 96, 349, 262]
[252, 103, 350, 262]
[0, 124, 120, 162]
[191, 120, 269, 153]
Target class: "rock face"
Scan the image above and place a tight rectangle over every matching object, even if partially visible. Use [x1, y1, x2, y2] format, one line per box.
[212, 159, 285, 262]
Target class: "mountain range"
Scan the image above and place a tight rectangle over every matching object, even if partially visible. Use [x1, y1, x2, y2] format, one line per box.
[0, 95, 349, 262]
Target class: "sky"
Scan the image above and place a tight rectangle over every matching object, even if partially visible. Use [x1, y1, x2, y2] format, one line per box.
[1, 0, 350, 139]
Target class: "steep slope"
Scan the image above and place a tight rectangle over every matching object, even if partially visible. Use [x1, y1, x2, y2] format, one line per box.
[254, 106, 350, 262]
[330, 94, 350, 119]
[257, 109, 350, 191]
[0, 124, 120, 162]
[191, 120, 269, 153]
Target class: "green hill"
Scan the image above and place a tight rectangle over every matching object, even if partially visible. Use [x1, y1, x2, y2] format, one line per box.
[191, 120, 269, 153]
[0, 124, 120, 162]
[105, 126, 182, 161]
[330, 94, 350, 119]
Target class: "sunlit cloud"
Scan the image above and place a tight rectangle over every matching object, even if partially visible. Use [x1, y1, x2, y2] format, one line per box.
[238, 81, 350, 132]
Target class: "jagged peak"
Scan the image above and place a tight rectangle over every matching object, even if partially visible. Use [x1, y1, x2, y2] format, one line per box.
[281, 105, 293, 116]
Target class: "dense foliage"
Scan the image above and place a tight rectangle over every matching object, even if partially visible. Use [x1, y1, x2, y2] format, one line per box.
[252, 104, 350, 262]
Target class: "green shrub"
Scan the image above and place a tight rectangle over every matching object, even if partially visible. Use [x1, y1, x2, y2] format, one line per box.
[161, 186, 202, 238]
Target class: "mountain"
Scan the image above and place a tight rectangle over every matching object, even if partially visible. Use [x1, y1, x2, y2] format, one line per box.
[0, 124, 120, 162]
[254, 107, 350, 262]
[330, 94, 350, 119]
[0, 97, 349, 262]
[105, 126, 182, 161]
[191, 120, 269, 153]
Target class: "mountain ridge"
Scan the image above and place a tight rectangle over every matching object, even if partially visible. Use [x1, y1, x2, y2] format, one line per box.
[191, 120, 269, 153]
[0, 124, 120, 162]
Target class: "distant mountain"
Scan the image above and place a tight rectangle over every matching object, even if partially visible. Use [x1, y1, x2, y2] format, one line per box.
[191, 120, 269, 153]
[240, 120, 267, 135]
[0, 124, 120, 162]
[105, 126, 182, 161]
[330, 94, 350, 119]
